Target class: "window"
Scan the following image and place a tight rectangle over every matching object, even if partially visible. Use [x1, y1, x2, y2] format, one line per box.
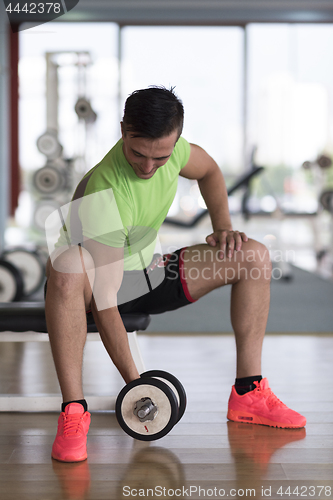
[247, 24, 332, 169]
[246, 24, 333, 213]
[121, 26, 244, 174]
[19, 22, 119, 172]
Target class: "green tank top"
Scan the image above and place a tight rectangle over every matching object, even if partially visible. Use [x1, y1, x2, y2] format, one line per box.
[54, 137, 191, 270]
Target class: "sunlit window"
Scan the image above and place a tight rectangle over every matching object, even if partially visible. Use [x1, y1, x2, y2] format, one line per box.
[19, 22, 119, 172]
[247, 24, 333, 168]
[121, 26, 244, 174]
[246, 24, 333, 214]
[18, 22, 333, 227]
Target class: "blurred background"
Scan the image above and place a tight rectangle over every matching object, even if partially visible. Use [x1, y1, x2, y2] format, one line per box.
[0, 6, 333, 499]
[0, 2, 333, 312]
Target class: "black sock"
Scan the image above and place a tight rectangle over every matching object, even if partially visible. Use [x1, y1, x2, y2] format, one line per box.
[235, 375, 262, 395]
[62, 399, 88, 413]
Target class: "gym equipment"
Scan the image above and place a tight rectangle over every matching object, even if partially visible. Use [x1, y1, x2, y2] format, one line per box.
[318, 189, 333, 273]
[317, 154, 332, 170]
[0, 302, 150, 412]
[164, 164, 264, 228]
[33, 199, 61, 232]
[36, 130, 63, 160]
[35, 245, 50, 267]
[116, 371, 185, 441]
[302, 154, 332, 210]
[301, 154, 333, 275]
[33, 165, 65, 194]
[1, 248, 45, 297]
[0, 301, 150, 335]
[320, 189, 333, 213]
[140, 369, 187, 423]
[302, 154, 332, 171]
[27, 51, 97, 244]
[0, 260, 24, 302]
[75, 97, 97, 124]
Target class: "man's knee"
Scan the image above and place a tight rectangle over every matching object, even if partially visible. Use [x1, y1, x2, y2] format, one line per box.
[50, 246, 94, 275]
[242, 239, 272, 281]
[47, 247, 94, 296]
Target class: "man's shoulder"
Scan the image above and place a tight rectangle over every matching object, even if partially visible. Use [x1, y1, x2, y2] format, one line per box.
[174, 136, 190, 151]
[82, 139, 126, 189]
[170, 136, 191, 170]
[97, 138, 124, 167]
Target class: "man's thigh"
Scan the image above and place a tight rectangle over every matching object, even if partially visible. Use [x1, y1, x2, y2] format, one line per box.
[45, 246, 94, 311]
[182, 240, 271, 301]
[118, 248, 197, 315]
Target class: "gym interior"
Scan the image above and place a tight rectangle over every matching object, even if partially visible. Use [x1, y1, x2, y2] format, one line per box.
[0, 1, 333, 499]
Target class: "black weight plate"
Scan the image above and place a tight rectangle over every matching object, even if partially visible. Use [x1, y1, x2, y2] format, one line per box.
[320, 190, 333, 213]
[140, 370, 187, 423]
[33, 166, 63, 194]
[116, 377, 178, 441]
[0, 259, 24, 302]
[2, 248, 45, 297]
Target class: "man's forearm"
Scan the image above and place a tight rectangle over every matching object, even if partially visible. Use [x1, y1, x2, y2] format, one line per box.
[91, 300, 140, 383]
[198, 166, 233, 232]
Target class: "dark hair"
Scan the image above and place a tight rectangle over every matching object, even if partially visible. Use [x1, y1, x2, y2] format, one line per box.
[122, 86, 184, 140]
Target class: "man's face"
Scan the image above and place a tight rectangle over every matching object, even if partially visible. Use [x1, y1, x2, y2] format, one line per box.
[121, 124, 179, 180]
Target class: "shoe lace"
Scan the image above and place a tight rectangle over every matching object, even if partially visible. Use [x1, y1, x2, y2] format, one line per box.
[63, 414, 84, 436]
[253, 381, 287, 409]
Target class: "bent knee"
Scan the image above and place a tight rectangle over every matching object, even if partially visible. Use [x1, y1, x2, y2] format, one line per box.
[246, 239, 271, 262]
[49, 246, 94, 276]
[242, 239, 272, 278]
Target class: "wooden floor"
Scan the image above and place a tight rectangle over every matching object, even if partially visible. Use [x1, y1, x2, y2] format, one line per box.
[0, 333, 332, 500]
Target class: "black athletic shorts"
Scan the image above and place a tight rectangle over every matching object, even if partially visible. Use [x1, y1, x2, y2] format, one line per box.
[44, 247, 197, 316]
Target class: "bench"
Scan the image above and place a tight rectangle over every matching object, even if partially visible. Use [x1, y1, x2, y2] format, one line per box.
[0, 302, 150, 412]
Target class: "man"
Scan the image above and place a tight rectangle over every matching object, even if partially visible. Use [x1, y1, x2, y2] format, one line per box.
[45, 86, 306, 463]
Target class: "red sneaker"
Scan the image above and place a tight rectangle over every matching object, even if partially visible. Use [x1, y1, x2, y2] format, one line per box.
[227, 378, 306, 429]
[52, 403, 91, 462]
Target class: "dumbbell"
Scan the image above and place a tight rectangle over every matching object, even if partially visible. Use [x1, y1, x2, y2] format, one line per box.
[116, 370, 186, 441]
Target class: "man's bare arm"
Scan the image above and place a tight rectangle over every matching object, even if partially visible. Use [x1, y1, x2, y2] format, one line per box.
[180, 144, 248, 258]
[83, 238, 140, 383]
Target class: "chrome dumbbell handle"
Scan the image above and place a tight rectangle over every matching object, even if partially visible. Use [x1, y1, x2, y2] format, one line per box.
[133, 397, 157, 422]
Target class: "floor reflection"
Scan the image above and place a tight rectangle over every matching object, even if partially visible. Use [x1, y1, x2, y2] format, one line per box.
[117, 444, 185, 500]
[227, 421, 306, 497]
[52, 458, 91, 500]
[51, 444, 185, 500]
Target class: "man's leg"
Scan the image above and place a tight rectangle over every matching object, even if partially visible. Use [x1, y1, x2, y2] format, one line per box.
[45, 246, 95, 462]
[182, 239, 271, 378]
[46, 245, 140, 401]
[46, 245, 142, 461]
[181, 239, 306, 428]
[45, 246, 94, 403]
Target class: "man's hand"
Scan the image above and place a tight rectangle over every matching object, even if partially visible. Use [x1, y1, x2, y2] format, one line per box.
[206, 229, 248, 259]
